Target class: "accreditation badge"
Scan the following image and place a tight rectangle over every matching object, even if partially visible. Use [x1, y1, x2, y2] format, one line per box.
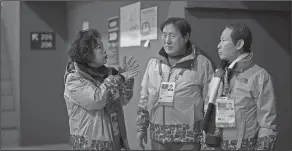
[215, 97, 236, 128]
[158, 82, 175, 106]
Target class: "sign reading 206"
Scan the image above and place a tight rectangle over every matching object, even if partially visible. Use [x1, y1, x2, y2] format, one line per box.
[30, 32, 56, 50]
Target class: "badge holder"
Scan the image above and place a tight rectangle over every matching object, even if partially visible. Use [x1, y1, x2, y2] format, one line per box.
[158, 82, 175, 107]
[215, 96, 236, 128]
[156, 60, 185, 107]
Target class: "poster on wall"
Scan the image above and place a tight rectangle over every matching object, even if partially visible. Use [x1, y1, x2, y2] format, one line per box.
[141, 6, 157, 41]
[120, 2, 141, 47]
[107, 16, 120, 65]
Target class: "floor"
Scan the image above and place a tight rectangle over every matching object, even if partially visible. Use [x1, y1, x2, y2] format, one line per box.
[2, 144, 71, 150]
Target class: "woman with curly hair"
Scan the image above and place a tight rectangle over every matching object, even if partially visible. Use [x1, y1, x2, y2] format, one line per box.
[64, 29, 139, 150]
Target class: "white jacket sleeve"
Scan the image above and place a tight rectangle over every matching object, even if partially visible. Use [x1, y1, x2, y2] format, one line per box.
[136, 59, 154, 131]
[255, 71, 277, 150]
[65, 73, 123, 110]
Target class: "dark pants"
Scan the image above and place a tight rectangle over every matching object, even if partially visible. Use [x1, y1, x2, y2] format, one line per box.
[151, 140, 201, 150]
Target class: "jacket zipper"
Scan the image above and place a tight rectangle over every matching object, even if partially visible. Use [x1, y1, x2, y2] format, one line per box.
[163, 66, 173, 136]
[101, 110, 104, 136]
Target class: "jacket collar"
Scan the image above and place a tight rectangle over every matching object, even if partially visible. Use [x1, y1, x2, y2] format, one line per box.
[73, 62, 109, 82]
[153, 40, 198, 69]
[233, 52, 254, 73]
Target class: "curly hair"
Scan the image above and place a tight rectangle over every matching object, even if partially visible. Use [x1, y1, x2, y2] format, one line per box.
[68, 29, 102, 64]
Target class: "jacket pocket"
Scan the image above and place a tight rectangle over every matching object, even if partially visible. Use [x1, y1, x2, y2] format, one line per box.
[234, 79, 250, 95]
[233, 79, 254, 108]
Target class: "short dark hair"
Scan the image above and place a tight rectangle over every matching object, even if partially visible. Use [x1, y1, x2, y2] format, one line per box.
[160, 17, 191, 38]
[225, 23, 252, 53]
[68, 29, 101, 64]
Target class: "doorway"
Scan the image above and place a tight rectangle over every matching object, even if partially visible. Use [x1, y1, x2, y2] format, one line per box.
[185, 5, 291, 150]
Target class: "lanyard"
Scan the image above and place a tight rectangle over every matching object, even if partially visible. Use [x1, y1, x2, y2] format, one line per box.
[222, 68, 231, 97]
[221, 53, 249, 97]
[158, 60, 186, 82]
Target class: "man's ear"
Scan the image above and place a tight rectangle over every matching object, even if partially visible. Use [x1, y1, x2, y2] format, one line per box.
[236, 39, 244, 50]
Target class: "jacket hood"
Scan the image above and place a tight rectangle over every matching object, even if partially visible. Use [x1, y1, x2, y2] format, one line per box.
[153, 40, 199, 69]
[64, 61, 118, 84]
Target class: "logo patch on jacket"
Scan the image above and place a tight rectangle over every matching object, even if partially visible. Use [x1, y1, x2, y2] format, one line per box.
[236, 76, 248, 84]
